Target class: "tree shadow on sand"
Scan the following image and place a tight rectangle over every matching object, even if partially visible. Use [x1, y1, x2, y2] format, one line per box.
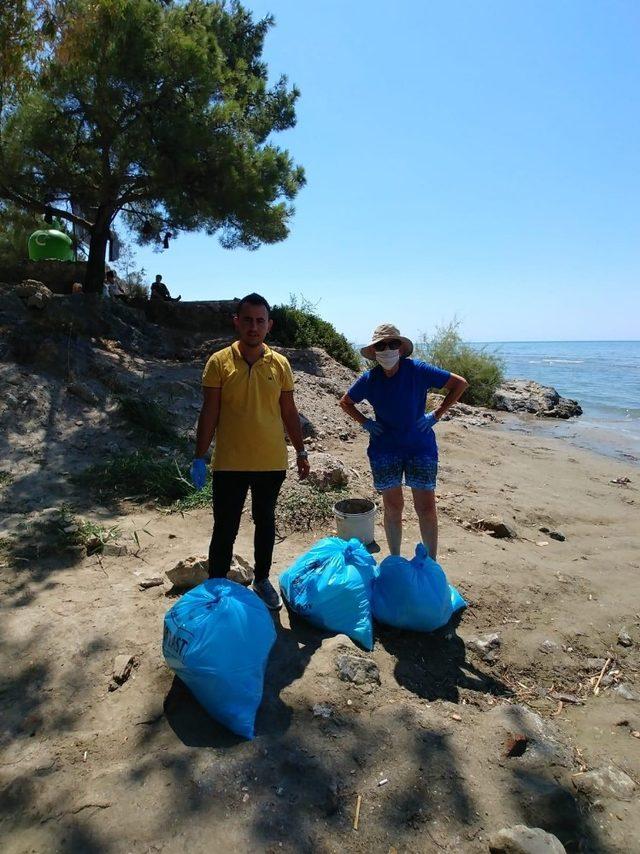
[376, 611, 511, 703]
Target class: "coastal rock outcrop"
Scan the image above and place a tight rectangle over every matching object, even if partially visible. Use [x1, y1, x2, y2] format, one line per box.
[492, 380, 582, 419]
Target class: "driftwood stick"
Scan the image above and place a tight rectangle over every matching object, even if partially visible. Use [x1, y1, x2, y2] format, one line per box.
[353, 794, 362, 831]
[593, 657, 611, 695]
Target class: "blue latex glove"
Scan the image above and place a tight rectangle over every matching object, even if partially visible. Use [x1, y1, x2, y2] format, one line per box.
[362, 418, 385, 438]
[190, 458, 208, 490]
[417, 412, 438, 432]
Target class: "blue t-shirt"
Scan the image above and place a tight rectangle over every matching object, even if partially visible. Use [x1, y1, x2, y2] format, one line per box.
[347, 358, 450, 459]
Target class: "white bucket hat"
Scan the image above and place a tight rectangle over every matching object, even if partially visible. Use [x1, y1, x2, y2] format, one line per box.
[360, 323, 414, 360]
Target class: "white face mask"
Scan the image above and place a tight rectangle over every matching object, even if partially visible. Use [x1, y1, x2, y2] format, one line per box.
[375, 349, 400, 370]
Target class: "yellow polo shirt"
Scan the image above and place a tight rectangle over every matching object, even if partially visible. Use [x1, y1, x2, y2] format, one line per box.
[202, 341, 294, 471]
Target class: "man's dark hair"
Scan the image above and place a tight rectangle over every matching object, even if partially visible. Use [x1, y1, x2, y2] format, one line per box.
[105, 270, 114, 280]
[236, 292, 271, 316]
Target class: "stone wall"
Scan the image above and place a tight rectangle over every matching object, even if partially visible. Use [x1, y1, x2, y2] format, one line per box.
[1, 260, 88, 293]
[143, 298, 239, 333]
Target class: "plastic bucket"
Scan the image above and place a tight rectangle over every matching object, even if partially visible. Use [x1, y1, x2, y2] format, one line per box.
[334, 498, 377, 545]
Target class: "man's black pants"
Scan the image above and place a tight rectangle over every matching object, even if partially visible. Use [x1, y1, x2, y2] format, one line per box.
[208, 470, 286, 581]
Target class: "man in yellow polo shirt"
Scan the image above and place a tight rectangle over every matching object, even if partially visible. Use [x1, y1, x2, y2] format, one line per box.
[190, 293, 310, 609]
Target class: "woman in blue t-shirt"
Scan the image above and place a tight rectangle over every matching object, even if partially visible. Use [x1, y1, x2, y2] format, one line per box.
[340, 323, 468, 559]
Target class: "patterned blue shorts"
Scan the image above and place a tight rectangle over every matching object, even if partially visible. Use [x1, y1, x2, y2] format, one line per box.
[369, 452, 438, 492]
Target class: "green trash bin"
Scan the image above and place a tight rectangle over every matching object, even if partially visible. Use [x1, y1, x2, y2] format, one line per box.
[28, 228, 74, 262]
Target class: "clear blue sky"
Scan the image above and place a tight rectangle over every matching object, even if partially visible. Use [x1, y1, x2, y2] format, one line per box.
[129, 0, 640, 344]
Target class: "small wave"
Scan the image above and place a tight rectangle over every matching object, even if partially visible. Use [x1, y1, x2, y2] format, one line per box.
[541, 359, 585, 364]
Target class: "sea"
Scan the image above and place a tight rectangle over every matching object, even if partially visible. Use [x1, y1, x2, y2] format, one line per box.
[479, 341, 640, 463]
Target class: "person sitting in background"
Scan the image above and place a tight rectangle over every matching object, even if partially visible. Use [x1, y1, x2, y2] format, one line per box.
[150, 274, 181, 302]
[105, 270, 128, 301]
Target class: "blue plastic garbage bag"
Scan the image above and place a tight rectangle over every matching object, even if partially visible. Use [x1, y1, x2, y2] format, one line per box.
[373, 544, 467, 632]
[162, 578, 276, 739]
[279, 537, 377, 650]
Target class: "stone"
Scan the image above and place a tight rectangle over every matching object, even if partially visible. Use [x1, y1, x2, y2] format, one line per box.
[15, 279, 52, 300]
[489, 825, 566, 853]
[306, 452, 349, 491]
[67, 381, 100, 405]
[572, 766, 635, 802]
[617, 629, 633, 647]
[312, 703, 333, 718]
[492, 380, 582, 419]
[489, 704, 573, 768]
[109, 654, 139, 690]
[539, 639, 559, 655]
[472, 516, 516, 539]
[166, 555, 208, 588]
[336, 654, 380, 687]
[139, 577, 164, 590]
[466, 633, 501, 662]
[165, 554, 252, 588]
[26, 292, 47, 309]
[228, 554, 253, 586]
[613, 683, 639, 701]
[548, 531, 565, 542]
[102, 542, 127, 557]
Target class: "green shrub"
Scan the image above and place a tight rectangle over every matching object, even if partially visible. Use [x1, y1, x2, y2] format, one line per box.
[118, 395, 177, 440]
[0, 506, 120, 562]
[79, 450, 211, 510]
[271, 296, 360, 371]
[276, 483, 347, 533]
[79, 450, 192, 505]
[416, 320, 504, 407]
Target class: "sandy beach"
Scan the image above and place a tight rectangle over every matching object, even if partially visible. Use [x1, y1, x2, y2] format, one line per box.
[1, 357, 638, 853]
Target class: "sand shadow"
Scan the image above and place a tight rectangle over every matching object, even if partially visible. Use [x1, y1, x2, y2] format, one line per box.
[376, 611, 511, 703]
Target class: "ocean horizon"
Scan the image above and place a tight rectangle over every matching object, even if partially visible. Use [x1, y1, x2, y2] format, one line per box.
[470, 340, 640, 462]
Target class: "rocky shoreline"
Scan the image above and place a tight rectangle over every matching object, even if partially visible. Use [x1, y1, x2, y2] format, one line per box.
[492, 379, 583, 419]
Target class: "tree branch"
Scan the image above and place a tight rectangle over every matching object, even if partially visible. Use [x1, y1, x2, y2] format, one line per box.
[0, 185, 94, 230]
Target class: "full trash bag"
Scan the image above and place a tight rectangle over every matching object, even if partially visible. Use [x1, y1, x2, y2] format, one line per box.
[372, 543, 467, 632]
[279, 537, 377, 650]
[163, 579, 276, 739]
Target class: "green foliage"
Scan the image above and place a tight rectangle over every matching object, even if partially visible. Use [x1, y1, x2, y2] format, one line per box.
[271, 296, 360, 371]
[417, 320, 504, 407]
[78, 450, 193, 505]
[1, 0, 305, 291]
[1, 505, 120, 562]
[56, 508, 121, 555]
[118, 395, 176, 439]
[172, 479, 212, 512]
[0, 201, 41, 266]
[0, 471, 13, 488]
[276, 483, 347, 533]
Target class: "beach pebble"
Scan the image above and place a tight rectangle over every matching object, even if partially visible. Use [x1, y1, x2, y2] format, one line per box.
[617, 629, 633, 648]
[472, 516, 516, 539]
[466, 633, 501, 662]
[613, 683, 639, 702]
[573, 766, 636, 802]
[489, 824, 566, 853]
[539, 640, 559, 655]
[336, 654, 380, 687]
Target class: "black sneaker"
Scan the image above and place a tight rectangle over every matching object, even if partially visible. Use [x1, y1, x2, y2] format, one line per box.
[252, 579, 282, 610]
